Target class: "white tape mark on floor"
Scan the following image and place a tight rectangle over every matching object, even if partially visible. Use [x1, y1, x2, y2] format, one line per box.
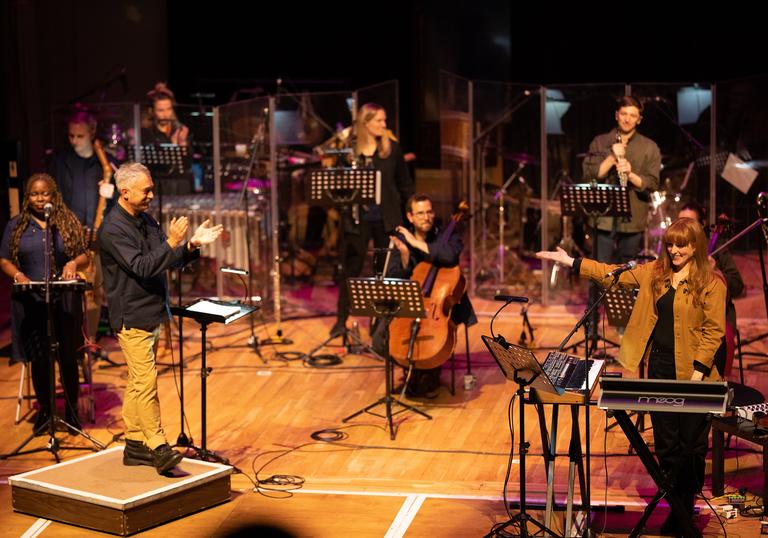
[384, 494, 426, 538]
[20, 518, 51, 538]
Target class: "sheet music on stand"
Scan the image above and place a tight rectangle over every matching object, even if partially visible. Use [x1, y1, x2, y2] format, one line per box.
[128, 144, 189, 175]
[347, 277, 425, 318]
[604, 287, 637, 328]
[560, 183, 631, 219]
[309, 167, 381, 207]
[173, 298, 257, 325]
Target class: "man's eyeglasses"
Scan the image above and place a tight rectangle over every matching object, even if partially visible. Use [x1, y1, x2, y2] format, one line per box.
[411, 210, 434, 218]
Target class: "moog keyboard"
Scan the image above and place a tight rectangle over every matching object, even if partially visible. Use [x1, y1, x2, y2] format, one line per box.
[598, 377, 730, 415]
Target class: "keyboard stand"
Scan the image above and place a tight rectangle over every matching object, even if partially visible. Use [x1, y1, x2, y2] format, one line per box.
[530, 382, 622, 537]
[607, 409, 706, 538]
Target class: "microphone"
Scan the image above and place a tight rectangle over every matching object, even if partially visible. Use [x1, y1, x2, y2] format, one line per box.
[494, 295, 529, 303]
[605, 260, 637, 278]
[220, 266, 249, 276]
[43, 203, 53, 219]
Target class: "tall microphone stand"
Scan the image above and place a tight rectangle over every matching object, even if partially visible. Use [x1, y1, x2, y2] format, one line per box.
[555, 270, 623, 538]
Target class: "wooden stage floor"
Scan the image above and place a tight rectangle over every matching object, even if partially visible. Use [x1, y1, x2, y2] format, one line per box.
[1, 280, 767, 536]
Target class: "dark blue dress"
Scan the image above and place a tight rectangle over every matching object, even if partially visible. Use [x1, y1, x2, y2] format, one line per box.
[0, 216, 84, 364]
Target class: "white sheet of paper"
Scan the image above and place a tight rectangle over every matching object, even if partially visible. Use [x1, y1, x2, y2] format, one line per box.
[187, 300, 240, 319]
[721, 153, 758, 194]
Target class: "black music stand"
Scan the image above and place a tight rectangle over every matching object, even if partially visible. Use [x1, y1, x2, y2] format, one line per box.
[341, 277, 432, 440]
[305, 167, 381, 356]
[559, 183, 631, 358]
[170, 298, 257, 463]
[604, 287, 635, 328]
[129, 144, 190, 225]
[602, 287, 648, 437]
[482, 335, 562, 538]
[0, 259, 105, 461]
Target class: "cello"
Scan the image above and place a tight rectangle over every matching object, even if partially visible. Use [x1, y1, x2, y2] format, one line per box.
[389, 201, 469, 370]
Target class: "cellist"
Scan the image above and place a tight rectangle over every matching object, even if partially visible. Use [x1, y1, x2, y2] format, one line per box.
[378, 193, 476, 397]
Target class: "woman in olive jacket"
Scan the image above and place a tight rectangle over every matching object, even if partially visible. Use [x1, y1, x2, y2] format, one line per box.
[538, 217, 726, 534]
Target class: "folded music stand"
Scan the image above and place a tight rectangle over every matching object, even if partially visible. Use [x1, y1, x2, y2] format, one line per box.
[560, 183, 631, 358]
[170, 298, 257, 463]
[341, 277, 431, 440]
[306, 167, 382, 355]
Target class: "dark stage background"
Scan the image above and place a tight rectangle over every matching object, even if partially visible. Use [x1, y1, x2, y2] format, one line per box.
[2, 0, 766, 230]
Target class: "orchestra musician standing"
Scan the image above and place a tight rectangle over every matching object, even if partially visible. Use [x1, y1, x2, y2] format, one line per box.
[0, 173, 90, 434]
[537, 217, 726, 535]
[48, 108, 117, 340]
[330, 103, 414, 338]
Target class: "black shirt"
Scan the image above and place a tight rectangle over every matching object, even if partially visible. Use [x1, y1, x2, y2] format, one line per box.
[652, 286, 676, 353]
[97, 203, 198, 330]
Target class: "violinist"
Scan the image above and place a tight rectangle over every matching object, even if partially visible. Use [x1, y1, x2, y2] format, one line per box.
[383, 194, 476, 397]
[678, 201, 744, 376]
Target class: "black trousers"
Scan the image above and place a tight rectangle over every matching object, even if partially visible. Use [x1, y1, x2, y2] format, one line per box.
[648, 350, 711, 497]
[335, 216, 389, 324]
[15, 293, 82, 417]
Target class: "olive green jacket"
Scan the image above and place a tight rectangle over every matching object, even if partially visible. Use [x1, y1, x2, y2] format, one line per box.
[579, 258, 726, 381]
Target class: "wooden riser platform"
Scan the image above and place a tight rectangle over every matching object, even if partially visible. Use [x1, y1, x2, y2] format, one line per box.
[9, 447, 232, 535]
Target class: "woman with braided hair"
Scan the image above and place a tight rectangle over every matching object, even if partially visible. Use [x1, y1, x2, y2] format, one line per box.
[0, 173, 89, 434]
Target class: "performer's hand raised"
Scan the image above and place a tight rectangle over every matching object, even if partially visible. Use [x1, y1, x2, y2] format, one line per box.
[189, 219, 224, 248]
[167, 216, 189, 247]
[535, 246, 575, 268]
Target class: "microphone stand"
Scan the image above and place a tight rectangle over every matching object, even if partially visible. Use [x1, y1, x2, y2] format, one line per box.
[556, 272, 622, 538]
[238, 129, 270, 354]
[1, 209, 105, 460]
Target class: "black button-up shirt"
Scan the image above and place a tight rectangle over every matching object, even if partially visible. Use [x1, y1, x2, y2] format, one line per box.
[98, 203, 198, 330]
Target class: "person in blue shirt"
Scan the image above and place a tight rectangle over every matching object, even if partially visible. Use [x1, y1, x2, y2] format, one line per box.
[0, 173, 90, 434]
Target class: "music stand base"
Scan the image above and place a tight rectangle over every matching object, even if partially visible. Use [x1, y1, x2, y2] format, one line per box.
[485, 511, 562, 538]
[179, 443, 230, 465]
[307, 327, 385, 363]
[0, 416, 105, 461]
[343, 395, 432, 440]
